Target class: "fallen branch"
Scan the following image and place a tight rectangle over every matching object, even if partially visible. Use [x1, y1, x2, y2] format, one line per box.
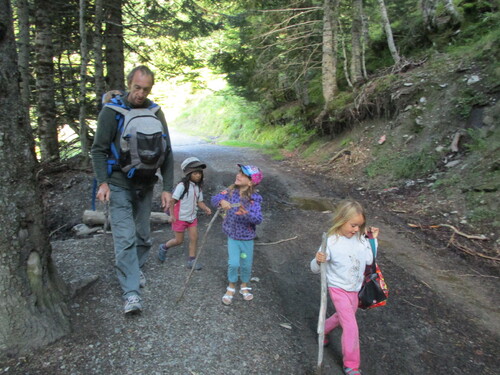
[255, 236, 298, 246]
[176, 208, 221, 303]
[438, 223, 488, 240]
[421, 280, 432, 289]
[402, 298, 427, 310]
[408, 223, 488, 240]
[82, 209, 170, 226]
[446, 232, 456, 248]
[49, 223, 68, 238]
[439, 269, 499, 279]
[449, 238, 500, 262]
[328, 149, 350, 164]
[280, 314, 302, 329]
[450, 132, 461, 152]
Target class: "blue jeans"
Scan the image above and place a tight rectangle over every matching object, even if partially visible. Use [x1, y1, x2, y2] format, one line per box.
[109, 184, 153, 299]
[227, 238, 254, 283]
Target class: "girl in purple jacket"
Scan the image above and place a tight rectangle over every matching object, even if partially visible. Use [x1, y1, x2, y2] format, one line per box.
[211, 164, 263, 305]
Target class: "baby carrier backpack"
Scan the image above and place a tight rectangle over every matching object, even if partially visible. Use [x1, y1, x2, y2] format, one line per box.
[105, 96, 168, 182]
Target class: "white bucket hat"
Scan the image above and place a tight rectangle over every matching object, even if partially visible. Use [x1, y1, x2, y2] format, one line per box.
[181, 157, 206, 175]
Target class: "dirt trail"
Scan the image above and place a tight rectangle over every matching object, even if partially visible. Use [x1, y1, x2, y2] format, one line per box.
[3, 136, 498, 374]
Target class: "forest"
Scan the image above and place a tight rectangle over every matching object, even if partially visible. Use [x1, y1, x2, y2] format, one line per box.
[0, 0, 499, 364]
[6, 0, 499, 161]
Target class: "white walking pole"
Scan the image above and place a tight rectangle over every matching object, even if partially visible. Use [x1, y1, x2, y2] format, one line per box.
[317, 232, 328, 374]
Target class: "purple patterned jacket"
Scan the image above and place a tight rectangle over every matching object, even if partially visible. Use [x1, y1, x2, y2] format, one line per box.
[211, 188, 263, 240]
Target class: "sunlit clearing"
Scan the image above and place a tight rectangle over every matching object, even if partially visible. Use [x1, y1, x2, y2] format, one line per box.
[151, 69, 227, 126]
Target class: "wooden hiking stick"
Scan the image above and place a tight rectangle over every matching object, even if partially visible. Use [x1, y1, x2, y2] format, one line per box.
[316, 232, 328, 374]
[176, 207, 221, 303]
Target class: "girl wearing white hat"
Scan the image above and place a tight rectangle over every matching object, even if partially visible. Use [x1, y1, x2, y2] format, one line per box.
[158, 157, 212, 269]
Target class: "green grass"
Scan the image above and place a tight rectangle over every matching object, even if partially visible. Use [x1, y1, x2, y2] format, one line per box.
[340, 137, 353, 147]
[365, 149, 439, 182]
[301, 140, 325, 159]
[173, 88, 315, 152]
[433, 174, 461, 189]
[453, 88, 489, 118]
[469, 207, 497, 224]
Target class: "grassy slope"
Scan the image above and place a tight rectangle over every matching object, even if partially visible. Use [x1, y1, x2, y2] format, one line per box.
[297, 48, 499, 249]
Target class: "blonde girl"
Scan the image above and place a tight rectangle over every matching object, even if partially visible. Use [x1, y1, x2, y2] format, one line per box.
[311, 199, 379, 375]
[211, 164, 263, 305]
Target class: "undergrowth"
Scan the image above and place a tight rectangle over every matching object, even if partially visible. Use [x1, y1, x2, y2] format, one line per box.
[365, 148, 439, 183]
[172, 88, 315, 155]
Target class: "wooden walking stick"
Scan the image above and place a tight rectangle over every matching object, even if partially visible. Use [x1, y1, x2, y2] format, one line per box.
[317, 232, 328, 374]
[176, 207, 222, 303]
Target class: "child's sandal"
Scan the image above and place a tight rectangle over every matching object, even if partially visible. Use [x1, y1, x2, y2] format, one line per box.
[222, 287, 235, 305]
[239, 287, 253, 301]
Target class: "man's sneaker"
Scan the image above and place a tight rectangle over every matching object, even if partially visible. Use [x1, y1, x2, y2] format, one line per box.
[124, 295, 142, 314]
[139, 271, 146, 288]
[158, 244, 168, 263]
[186, 258, 202, 270]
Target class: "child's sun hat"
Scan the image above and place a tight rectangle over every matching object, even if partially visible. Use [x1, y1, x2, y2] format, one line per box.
[237, 164, 263, 185]
[181, 157, 206, 175]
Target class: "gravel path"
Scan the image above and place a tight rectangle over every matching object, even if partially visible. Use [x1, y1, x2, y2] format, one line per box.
[3, 134, 498, 374]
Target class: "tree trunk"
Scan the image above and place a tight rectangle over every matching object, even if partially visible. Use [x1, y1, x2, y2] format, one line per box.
[79, 0, 89, 165]
[377, 0, 400, 64]
[315, 0, 339, 126]
[104, 0, 124, 91]
[15, 0, 31, 109]
[338, 20, 353, 88]
[82, 210, 171, 226]
[34, 0, 59, 162]
[442, 0, 461, 25]
[321, 0, 339, 105]
[94, 0, 105, 111]
[421, 0, 438, 31]
[361, 10, 369, 80]
[293, 77, 311, 108]
[0, 0, 70, 359]
[350, 0, 364, 86]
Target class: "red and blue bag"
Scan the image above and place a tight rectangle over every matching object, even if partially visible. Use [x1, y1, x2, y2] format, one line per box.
[358, 232, 389, 310]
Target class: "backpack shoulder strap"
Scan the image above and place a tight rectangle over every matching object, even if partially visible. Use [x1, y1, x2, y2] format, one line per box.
[147, 102, 161, 114]
[103, 98, 129, 175]
[105, 103, 129, 116]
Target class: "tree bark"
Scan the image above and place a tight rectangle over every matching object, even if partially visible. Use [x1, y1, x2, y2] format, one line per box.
[15, 0, 31, 109]
[361, 9, 369, 80]
[338, 20, 353, 88]
[350, 0, 364, 86]
[94, 0, 105, 111]
[0, 0, 70, 359]
[321, 0, 338, 105]
[442, 0, 461, 24]
[104, 0, 125, 91]
[79, 0, 89, 165]
[377, 0, 400, 64]
[34, 0, 59, 162]
[421, 0, 438, 31]
[315, 0, 339, 125]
